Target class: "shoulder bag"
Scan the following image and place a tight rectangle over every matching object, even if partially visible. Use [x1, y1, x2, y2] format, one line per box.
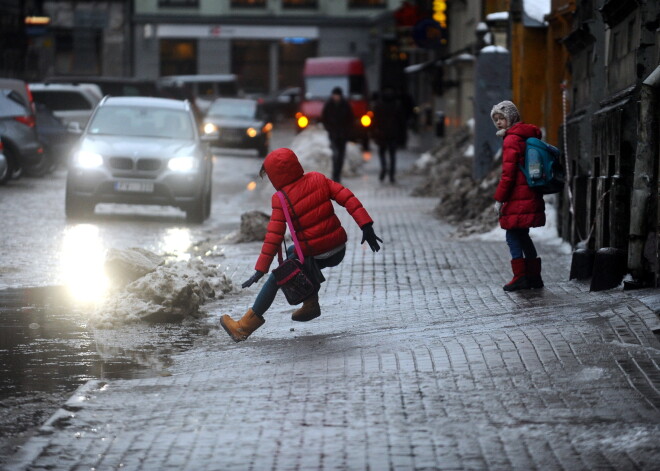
[272, 190, 317, 305]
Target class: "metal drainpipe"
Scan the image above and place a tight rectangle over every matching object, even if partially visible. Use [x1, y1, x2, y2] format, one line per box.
[628, 65, 660, 281]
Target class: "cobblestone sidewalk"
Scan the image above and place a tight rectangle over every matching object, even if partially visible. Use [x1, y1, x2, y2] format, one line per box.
[4, 159, 660, 470]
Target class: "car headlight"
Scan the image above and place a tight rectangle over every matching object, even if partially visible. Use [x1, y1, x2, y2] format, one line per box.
[203, 122, 218, 134]
[168, 156, 198, 172]
[246, 127, 258, 138]
[74, 151, 103, 169]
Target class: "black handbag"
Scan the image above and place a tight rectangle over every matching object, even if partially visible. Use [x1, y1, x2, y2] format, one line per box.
[272, 190, 317, 305]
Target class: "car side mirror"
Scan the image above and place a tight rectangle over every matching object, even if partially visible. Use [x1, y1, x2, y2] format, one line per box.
[67, 121, 83, 134]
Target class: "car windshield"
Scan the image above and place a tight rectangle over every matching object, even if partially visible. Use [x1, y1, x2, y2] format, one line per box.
[88, 106, 194, 139]
[31, 91, 93, 111]
[304, 76, 365, 100]
[208, 100, 256, 119]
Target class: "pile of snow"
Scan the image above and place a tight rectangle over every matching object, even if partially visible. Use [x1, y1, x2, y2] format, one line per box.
[223, 210, 271, 243]
[290, 125, 364, 178]
[92, 248, 234, 328]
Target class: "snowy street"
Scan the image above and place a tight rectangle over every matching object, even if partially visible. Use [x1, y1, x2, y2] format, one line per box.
[2, 124, 660, 470]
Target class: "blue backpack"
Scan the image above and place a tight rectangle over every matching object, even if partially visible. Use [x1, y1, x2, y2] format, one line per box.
[519, 137, 565, 194]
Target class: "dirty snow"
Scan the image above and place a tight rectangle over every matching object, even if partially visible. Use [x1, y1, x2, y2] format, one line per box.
[93, 253, 234, 328]
[290, 125, 364, 178]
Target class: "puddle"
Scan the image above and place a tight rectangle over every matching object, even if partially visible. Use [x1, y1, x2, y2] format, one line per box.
[0, 286, 209, 461]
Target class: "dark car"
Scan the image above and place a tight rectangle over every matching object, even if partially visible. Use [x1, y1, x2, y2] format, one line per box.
[261, 87, 301, 122]
[203, 98, 272, 157]
[65, 96, 214, 223]
[0, 89, 44, 183]
[34, 102, 77, 172]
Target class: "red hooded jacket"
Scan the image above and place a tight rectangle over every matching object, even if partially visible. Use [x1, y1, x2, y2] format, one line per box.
[493, 122, 546, 229]
[255, 148, 373, 273]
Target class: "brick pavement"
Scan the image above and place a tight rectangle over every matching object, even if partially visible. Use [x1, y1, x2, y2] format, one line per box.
[4, 153, 660, 470]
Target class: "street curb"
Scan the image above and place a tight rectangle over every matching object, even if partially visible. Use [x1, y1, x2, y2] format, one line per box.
[1, 380, 106, 471]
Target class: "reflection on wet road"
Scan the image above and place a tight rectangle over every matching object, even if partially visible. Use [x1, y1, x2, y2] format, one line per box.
[0, 286, 210, 458]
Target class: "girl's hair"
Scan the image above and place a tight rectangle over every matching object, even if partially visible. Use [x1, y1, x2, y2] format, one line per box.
[259, 164, 267, 179]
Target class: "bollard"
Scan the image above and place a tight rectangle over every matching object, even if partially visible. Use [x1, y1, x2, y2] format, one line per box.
[589, 247, 627, 291]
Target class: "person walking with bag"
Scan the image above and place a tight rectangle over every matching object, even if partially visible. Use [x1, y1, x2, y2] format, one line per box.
[220, 147, 383, 342]
[491, 100, 545, 291]
[321, 87, 355, 183]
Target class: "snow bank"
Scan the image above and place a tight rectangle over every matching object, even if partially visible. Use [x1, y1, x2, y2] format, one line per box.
[290, 125, 363, 178]
[92, 249, 234, 328]
[486, 11, 509, 22]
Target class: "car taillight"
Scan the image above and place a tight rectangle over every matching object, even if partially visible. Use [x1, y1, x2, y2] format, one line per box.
[14, 115, 36, 127]
[25, 84, 36, 114]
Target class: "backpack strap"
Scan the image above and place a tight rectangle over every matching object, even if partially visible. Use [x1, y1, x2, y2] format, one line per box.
[276, 191, 305, 264]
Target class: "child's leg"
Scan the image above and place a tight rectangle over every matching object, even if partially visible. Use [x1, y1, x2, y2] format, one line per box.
[505, 229, 524, 259]
[251, 273, 278, 317]
[518, 229, 538, 259]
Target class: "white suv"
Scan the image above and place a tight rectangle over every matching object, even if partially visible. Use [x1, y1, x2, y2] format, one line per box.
[29, 83, 103, 130]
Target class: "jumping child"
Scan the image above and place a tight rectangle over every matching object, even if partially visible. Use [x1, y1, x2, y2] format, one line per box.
[220, 147, 382, 341]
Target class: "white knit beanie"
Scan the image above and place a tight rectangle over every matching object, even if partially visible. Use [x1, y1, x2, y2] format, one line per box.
[491, 100, 521, 136]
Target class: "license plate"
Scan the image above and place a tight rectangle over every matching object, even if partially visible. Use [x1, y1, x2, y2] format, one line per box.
[114, 181, 154, 193]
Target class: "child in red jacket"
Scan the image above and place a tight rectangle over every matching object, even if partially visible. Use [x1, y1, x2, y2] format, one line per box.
[220, 148, 382, 342]
[491, 100, 545, 291]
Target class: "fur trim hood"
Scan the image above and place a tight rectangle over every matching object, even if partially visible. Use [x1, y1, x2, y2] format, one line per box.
[491, 100, 521, 136]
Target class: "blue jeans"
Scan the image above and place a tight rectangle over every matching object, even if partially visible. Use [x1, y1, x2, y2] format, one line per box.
[252, 245, 346, 317]
[505, 229, 537, 260]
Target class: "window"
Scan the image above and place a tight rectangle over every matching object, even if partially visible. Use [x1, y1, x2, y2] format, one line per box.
[282, 0, 317, 8]
[160, 39, 197, 76]
[348, 0, 386, 8]
[158, 0, 199, 7]
[231, 0, 266, 7]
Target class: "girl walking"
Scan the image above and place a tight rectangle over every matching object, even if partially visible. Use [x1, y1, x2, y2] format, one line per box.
[220, 147, 382, 342]
[491, 100, 545, 291]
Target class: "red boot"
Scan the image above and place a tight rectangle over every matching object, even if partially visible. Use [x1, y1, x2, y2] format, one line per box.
[526, 257, 544, 289]
[503, 258, 529, 291]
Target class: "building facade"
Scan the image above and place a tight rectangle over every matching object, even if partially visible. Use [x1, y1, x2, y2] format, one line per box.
[133, 0, 399, 94]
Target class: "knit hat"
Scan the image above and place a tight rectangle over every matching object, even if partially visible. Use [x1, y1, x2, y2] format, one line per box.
[491, 100, 520, 136]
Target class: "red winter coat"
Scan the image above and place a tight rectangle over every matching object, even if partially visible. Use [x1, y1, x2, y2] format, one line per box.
[493, 122, 546, 230]
[255, 148, 373, 273]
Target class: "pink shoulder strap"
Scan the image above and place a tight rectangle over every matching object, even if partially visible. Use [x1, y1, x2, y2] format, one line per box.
[276, 191, 305, 264]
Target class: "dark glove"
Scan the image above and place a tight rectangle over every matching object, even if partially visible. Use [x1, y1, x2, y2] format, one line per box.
[361, 223, 383, 252]
[241, 271, 264, 289]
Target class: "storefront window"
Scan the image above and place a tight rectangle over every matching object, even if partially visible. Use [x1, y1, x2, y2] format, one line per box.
[348, 0, 386, 8]
[282, 0, 318, 8]
[231, 0, 266, 7]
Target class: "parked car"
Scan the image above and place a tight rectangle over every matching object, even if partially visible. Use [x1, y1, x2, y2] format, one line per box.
[157, 74, 239, 115]
[261, 87, 301, 122]
[29, 83, 102, 131]
[65, 96, 214, 223]
[34, 102, 77, 172]
[203, 98, 272, 157]
[0, 89, 44, 183]
[44, 76, 158, 97]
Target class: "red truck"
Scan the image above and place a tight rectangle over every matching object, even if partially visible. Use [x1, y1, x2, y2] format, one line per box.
[295, 57, 372, 148]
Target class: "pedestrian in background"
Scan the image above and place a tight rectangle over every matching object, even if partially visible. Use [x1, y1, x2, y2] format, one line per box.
[491, 100, 545, 291]
[220, 148, 383, 342]
[321, 87, 355, 183]
[372, 87, 404, 183]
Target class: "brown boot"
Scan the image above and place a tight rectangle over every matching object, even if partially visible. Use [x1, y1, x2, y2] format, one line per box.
[291, 293, 321, 322]
[503, 258, 529, 291]
[525, 257, 544, 289]
[220, 308, 265, 342]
